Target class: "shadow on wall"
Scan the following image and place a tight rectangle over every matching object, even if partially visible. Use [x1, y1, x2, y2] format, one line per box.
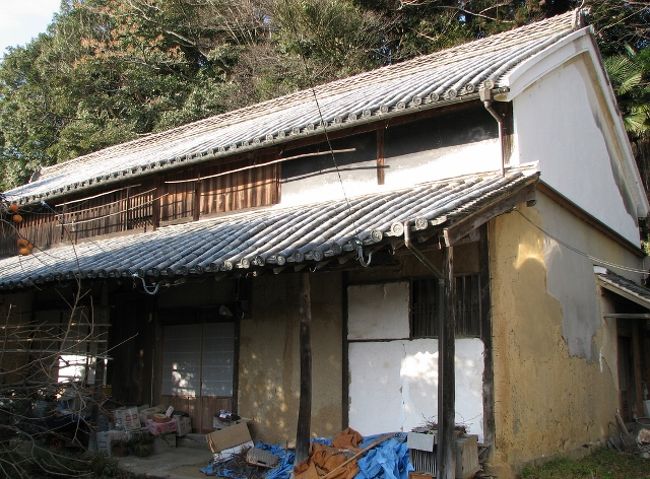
[237, 274, 342, 444]
[492, 222, 619, 473]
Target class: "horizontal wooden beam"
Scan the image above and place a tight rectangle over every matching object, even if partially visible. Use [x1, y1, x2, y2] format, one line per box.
[443, 183, 536, 247]
[603, 313, 650, 319]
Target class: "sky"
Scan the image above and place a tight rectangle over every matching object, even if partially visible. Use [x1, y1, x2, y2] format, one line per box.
[0, 0, 61, 58]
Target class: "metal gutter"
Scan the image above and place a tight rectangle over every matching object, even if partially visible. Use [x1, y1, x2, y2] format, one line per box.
[479, 85, 506, 177]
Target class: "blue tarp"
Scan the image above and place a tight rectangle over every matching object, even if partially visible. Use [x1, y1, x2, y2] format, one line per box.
[200, 433, 413, 479]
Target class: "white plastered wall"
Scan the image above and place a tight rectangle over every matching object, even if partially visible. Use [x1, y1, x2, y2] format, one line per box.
[512, 54, 640, 244]
[280, 139, 500, 206]
[346, 282, 485, 440]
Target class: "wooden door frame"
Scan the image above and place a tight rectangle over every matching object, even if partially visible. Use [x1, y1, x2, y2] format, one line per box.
[156, 308, 239, 432]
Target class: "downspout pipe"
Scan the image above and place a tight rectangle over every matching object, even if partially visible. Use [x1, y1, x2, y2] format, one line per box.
[479, 86, 506, 177]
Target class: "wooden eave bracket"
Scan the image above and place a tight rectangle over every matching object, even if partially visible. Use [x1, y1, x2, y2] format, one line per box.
[442, 183, 536, 247]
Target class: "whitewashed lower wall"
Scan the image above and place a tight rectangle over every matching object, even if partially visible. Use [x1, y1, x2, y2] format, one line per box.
[348, 338, 485, 440]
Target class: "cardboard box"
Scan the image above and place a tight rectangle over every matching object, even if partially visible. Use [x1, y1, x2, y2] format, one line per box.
[407, 431, 436, 452]
[138, 405, 164, 426]
[213, 440, 255, 463]
[146, 418, 177, 436]
[96, 430, 131, 457]
[114, 407, 140, 431]
[409, 473, 433, 479]
[174, 416, 192, 437]
[206, 421, 252, 453]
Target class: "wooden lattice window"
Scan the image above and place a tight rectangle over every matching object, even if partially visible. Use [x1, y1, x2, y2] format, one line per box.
[411, 274, 481, 338]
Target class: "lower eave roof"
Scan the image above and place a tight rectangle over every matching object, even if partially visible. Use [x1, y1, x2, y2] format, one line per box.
[595, 270, 650, 310]
[0, 169, 538, 290]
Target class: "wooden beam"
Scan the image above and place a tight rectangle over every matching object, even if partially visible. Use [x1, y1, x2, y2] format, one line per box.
[443, 183, 536, 247]
[295, 272, 313, 463]
[376, 129, 385, 185]
[604, 313, 650, 320]
[437, 246, 456, 479]
[479, 225, 495, 452]
[632, 322, 644, 417]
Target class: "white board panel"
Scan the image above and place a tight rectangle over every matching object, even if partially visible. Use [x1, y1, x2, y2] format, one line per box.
[348, 338, 484, 440]
[347, 282, 410, 340]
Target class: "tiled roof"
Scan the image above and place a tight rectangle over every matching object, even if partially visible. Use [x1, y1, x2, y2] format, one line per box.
[0, 169, 538, 289]
[595, 269, 650, 309]
[4, 11, 579, 205]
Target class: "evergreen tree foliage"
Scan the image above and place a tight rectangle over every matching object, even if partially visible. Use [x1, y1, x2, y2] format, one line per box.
[0, 0, 647, 190]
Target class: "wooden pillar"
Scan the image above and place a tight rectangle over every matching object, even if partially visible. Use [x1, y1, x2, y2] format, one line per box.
[152, 180, 162, 230]
[632, 322, 644, 416]
[376, 128, 385, 185]
[295, 272, 313, 463]
[437, 246, 456, 479]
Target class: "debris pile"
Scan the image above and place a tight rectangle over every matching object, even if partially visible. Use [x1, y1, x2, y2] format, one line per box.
[607, 412, 650, 459]
[201, 428, 412, 479]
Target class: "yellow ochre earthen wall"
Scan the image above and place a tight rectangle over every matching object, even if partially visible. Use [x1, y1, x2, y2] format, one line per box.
[487, 192, 642, 478]
[237, 272, 343, 444]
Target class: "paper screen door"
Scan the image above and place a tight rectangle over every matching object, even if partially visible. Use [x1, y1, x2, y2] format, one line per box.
[161, 321, 235, 432]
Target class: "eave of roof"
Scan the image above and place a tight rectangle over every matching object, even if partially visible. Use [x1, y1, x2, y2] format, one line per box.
[595, 269, 650, 310]
[0, 168, 539, 290]
[3, 11, 578, 205]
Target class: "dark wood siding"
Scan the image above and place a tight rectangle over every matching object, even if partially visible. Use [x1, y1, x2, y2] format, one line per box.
[200, 163, 279, 216]
[59, 187, 154, 241]
[2, 157, 280, 258]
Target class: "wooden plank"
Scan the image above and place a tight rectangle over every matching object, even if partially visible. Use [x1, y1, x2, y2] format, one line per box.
[295, 272, 313, 463]
[443, 184, 536, 247]
[437, 246, 456, 479]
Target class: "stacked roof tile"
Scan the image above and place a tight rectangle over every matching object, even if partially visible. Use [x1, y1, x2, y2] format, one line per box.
[0, 169, 538, 289]
[4, 11, 579, 204]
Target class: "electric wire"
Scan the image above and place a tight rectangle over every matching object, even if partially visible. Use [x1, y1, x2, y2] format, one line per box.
[515, 209, 648, 275]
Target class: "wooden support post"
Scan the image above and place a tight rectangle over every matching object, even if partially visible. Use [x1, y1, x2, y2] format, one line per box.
[437, 246, 456, 479]
[152, 181, 161, 230]
[295, 272, 313, 463]
[376, 128, 385, 185]
[632, 322, 644, 417]
[193, 169, 201, 222]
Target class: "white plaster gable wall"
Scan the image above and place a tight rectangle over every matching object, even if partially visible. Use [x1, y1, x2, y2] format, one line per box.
[512, 56, 640, 244]
[346, 282, 485, 440]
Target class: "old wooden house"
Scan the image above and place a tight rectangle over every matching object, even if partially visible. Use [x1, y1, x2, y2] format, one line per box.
[1, 10, 649, 478]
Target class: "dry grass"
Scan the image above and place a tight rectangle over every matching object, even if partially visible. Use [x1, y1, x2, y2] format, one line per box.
[521, 448, 650, 479]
